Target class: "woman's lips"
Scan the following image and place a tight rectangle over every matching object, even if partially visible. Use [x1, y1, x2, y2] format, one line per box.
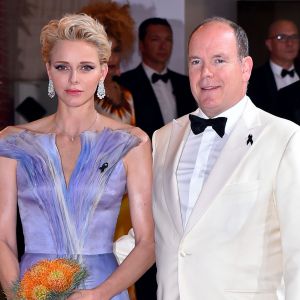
[65, 89, 83, 95]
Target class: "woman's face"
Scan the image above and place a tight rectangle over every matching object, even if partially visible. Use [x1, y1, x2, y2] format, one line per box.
[46, 39, 108, 107]
[107, 36, 122, 78]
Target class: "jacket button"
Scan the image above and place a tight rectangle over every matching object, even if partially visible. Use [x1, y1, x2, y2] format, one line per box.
[180, 251, 187, 257]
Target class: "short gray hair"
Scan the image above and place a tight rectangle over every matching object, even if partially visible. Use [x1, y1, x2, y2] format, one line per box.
[189, 16, 249, 59]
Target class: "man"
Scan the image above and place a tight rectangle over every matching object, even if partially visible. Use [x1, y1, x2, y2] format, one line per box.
[118, 17, 196, 138]
[247, 19, 300, 114]
[152, 17, 300, 299]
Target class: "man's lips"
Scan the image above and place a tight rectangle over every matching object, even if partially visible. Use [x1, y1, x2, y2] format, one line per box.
[201, 85, 219, 90]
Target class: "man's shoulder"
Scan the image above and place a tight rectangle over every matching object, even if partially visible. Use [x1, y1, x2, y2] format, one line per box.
[120, 64, 144, 80]
[278, 80, 300, 95]
[256, 104, 300, 133]
[251, 61, 272, 77]
[168, 69, 189, 80]
[119, 64, 146, 88]
[154, 113, 190, 137]
[294, 60, 300, 72]
[277, 80, 300, 108]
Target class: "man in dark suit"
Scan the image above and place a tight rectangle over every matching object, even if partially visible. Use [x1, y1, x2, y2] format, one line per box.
[247, 19, 300, 114]
[119, 17, 196, 138]
[275, 80, 300, 124]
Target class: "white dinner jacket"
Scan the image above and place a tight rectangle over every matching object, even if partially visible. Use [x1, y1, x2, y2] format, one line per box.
[152, 99, 300, 300]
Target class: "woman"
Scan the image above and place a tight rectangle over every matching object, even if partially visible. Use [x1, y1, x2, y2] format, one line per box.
[0, 14, 154, 300]
[80, 2, 136, 125]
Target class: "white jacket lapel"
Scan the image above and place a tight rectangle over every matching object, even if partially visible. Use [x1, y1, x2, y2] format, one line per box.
[163, 116, 191, 235]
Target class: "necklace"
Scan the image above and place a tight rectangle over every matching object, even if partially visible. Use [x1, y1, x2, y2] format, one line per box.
[55, 113, 98, 142]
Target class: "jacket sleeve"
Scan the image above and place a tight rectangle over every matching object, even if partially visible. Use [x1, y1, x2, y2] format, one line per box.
[275, 129, 300, 299]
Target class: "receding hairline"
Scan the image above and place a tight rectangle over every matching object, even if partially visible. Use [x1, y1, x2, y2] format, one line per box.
[188, 17, 249, 59]
[267, 19, 299, 36]
[189, 19, 234, 47]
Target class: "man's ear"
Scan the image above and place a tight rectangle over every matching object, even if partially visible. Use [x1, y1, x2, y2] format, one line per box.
[242, 56, 253, 82]
[265, 38, 272, 52]
[138, 40, 144, 54]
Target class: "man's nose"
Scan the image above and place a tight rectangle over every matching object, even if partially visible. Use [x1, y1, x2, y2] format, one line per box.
[201, 64, 213, 78]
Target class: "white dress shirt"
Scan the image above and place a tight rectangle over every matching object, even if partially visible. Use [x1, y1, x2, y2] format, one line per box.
[270, 60, 299, 90]
[177, 96, 249, 226]
[143, 63, 177, 124]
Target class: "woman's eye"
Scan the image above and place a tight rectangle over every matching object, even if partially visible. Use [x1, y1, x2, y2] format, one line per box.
[55, 65, 69, 71]
[81, 65, 94, 71]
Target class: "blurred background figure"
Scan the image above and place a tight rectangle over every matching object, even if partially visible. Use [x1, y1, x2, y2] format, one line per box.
[275, 80, 300, 124]
[247, 19, 300, 114]
[80, 2, 136, 126]
[79, 4, 139, 300]
[119, 17, 196, 139]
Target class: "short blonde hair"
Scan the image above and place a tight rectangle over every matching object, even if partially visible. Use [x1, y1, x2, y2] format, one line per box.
[40, 13, 111, 64]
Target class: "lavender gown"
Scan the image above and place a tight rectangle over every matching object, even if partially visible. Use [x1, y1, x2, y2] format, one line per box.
[0, 128, 140, 299]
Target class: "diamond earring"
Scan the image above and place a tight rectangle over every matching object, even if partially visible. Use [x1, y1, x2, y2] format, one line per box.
[97, 80, 105, 99]
[48, 79, 55, 99]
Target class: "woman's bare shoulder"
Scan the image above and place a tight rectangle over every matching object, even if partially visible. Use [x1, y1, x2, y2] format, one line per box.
[98, 114, 150, 144]
[127, 126, 149, 144]
[0, 125, 24, 139]
[0, 115, 55, 139]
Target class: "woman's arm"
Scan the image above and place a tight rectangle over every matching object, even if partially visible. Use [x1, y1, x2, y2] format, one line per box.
[69, 129, 155, 300]
[0, 155, 20, 299]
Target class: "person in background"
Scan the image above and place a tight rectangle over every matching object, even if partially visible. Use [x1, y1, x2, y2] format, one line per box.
[0, 13, 154, 300]
[247, 19, 300, 114]
[80, 2, 136, 126]
[275, 79, 300, 124]
[119, 17, 196, 139]
[150, 16, 300, 299]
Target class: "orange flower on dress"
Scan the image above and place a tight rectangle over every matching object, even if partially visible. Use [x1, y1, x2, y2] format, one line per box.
[13, 258, 88, 300]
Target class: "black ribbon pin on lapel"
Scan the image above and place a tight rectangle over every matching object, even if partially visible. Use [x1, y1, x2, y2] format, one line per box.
[99, 162, 108, 173]
[247, 134, 253, 145]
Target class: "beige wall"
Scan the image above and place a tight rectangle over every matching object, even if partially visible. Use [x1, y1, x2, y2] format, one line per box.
[9, 0, 238, 82]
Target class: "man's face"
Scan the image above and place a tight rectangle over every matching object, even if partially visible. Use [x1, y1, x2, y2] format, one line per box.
[265, 20, 299, 67]
[188, 22, 252, 117]
[139, 24, 173, 70]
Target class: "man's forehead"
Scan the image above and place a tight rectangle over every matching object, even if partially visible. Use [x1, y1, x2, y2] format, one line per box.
[270, 20, 298, 34]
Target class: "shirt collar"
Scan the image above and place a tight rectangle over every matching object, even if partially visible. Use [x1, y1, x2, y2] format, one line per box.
[142, 63, 168, 81]
[270, 60, 295, 76]
[195, 95, 249, 135]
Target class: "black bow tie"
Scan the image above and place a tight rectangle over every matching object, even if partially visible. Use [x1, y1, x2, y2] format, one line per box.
[189, 114, 227, 138]
[281, 69, 295, 78]
[152, 72, 169, 83]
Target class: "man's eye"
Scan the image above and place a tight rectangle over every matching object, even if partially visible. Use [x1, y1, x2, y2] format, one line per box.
[215, 58, 225, 64]
[190, 59, 200, 65]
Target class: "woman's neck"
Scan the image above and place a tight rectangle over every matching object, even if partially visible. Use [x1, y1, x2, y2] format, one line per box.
[53, 110, 99, 142]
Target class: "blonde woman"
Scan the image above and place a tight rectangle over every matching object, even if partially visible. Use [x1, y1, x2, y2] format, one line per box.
[0, 14, 154, 300]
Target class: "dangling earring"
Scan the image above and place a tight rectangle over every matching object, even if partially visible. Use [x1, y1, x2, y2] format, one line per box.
[48, 79, 55, 99]
[97, 80, 105, 99]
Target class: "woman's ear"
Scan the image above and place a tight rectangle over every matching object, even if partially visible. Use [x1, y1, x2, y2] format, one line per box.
[46, 63, 51, 80]
[100, 63, 108, 81]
